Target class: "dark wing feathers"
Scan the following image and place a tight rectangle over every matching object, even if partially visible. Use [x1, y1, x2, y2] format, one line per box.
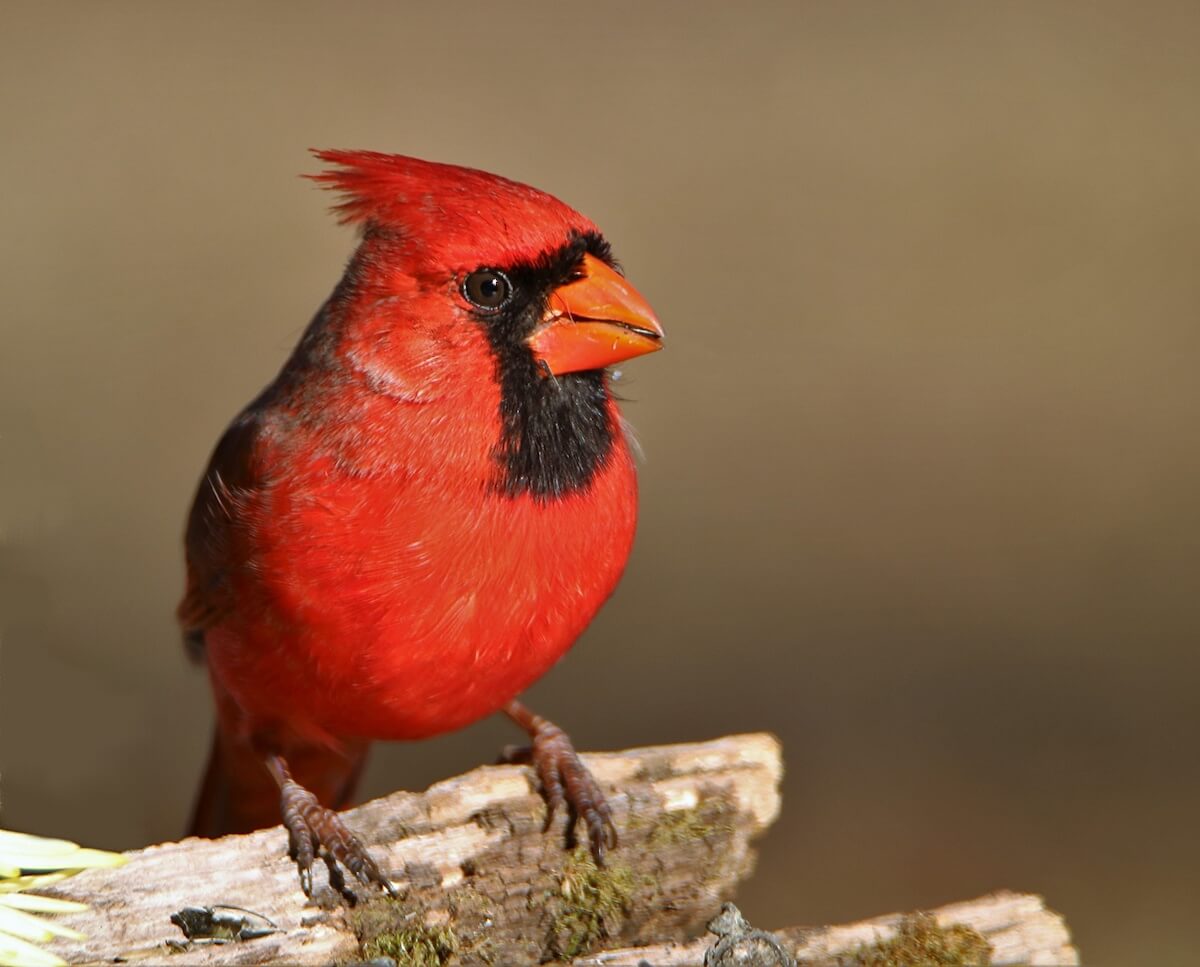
[177, 410, 263, 659]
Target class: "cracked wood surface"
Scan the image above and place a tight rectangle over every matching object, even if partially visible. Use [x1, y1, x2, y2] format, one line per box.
[581, 891, 1079, 966]
[44, 733, 783, 965]
[41, 733, 1078, 965]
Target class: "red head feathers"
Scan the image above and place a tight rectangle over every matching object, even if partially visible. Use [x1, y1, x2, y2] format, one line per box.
[307, 149, 599, 270]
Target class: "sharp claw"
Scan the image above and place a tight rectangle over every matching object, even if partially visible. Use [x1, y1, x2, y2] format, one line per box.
[515, 714, 618, 864]
[323, 851, 356, 905]
[277, 774, 391, 903]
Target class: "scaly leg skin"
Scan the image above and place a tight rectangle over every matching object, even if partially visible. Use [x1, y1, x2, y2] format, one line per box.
[503, 699, 618, 864]
[265, 755, 396, 903]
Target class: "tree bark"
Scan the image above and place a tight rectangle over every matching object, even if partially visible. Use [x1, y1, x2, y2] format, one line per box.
[578, 891, 1079, 966]
[40, 733, 1077, 965]
[46, 733, 782, 964]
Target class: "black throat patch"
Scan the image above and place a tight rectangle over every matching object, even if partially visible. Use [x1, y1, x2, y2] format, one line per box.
[473, 233, 619, 500]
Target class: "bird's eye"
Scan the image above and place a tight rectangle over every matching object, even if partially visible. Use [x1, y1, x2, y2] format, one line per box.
[462, 269, 512, 311]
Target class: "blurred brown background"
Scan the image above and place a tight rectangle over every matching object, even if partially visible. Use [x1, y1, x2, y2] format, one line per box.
[2, 2, 1198, 963]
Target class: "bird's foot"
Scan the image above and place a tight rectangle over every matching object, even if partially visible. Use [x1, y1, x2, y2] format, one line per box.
[270, 757, 395, 903]
[503, 701, 617, 864]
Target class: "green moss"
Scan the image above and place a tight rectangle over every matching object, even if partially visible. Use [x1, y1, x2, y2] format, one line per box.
[350, 897, 407, 948]
[362, 924, 460, 966]
[350, 897, 458, 967]
[546, 846, 636, 960]
[846, 913, 992, 966]
[647, 804, 734, 848]
[443, 886, 498, 965]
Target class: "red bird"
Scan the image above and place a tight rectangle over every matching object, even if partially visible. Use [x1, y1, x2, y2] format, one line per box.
[178, 151, 663, 897]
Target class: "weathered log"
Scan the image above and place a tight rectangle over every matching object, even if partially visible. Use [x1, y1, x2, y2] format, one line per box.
[45, 733, 783, 965]
[578, 891, 1079, 966]
[41, 734, 1079, 965]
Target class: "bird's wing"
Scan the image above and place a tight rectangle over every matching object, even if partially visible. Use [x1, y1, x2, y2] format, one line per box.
[176, 408, 264, 660]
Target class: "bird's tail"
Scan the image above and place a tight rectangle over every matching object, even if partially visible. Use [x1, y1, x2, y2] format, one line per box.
[188, 697, 369, 838]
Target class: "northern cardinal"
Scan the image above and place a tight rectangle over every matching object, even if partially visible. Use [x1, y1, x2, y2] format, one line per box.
[178, 150, 662, 897]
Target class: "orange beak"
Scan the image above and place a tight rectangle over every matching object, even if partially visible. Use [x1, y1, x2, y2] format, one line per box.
[528, 254, 664, 376]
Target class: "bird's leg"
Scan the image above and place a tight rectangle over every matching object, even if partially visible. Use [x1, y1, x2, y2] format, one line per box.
[502, 699, 618, 863]
[265, 754, 396, 902]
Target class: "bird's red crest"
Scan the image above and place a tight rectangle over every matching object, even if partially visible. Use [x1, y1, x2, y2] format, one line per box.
[307, 150, 599, 269]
